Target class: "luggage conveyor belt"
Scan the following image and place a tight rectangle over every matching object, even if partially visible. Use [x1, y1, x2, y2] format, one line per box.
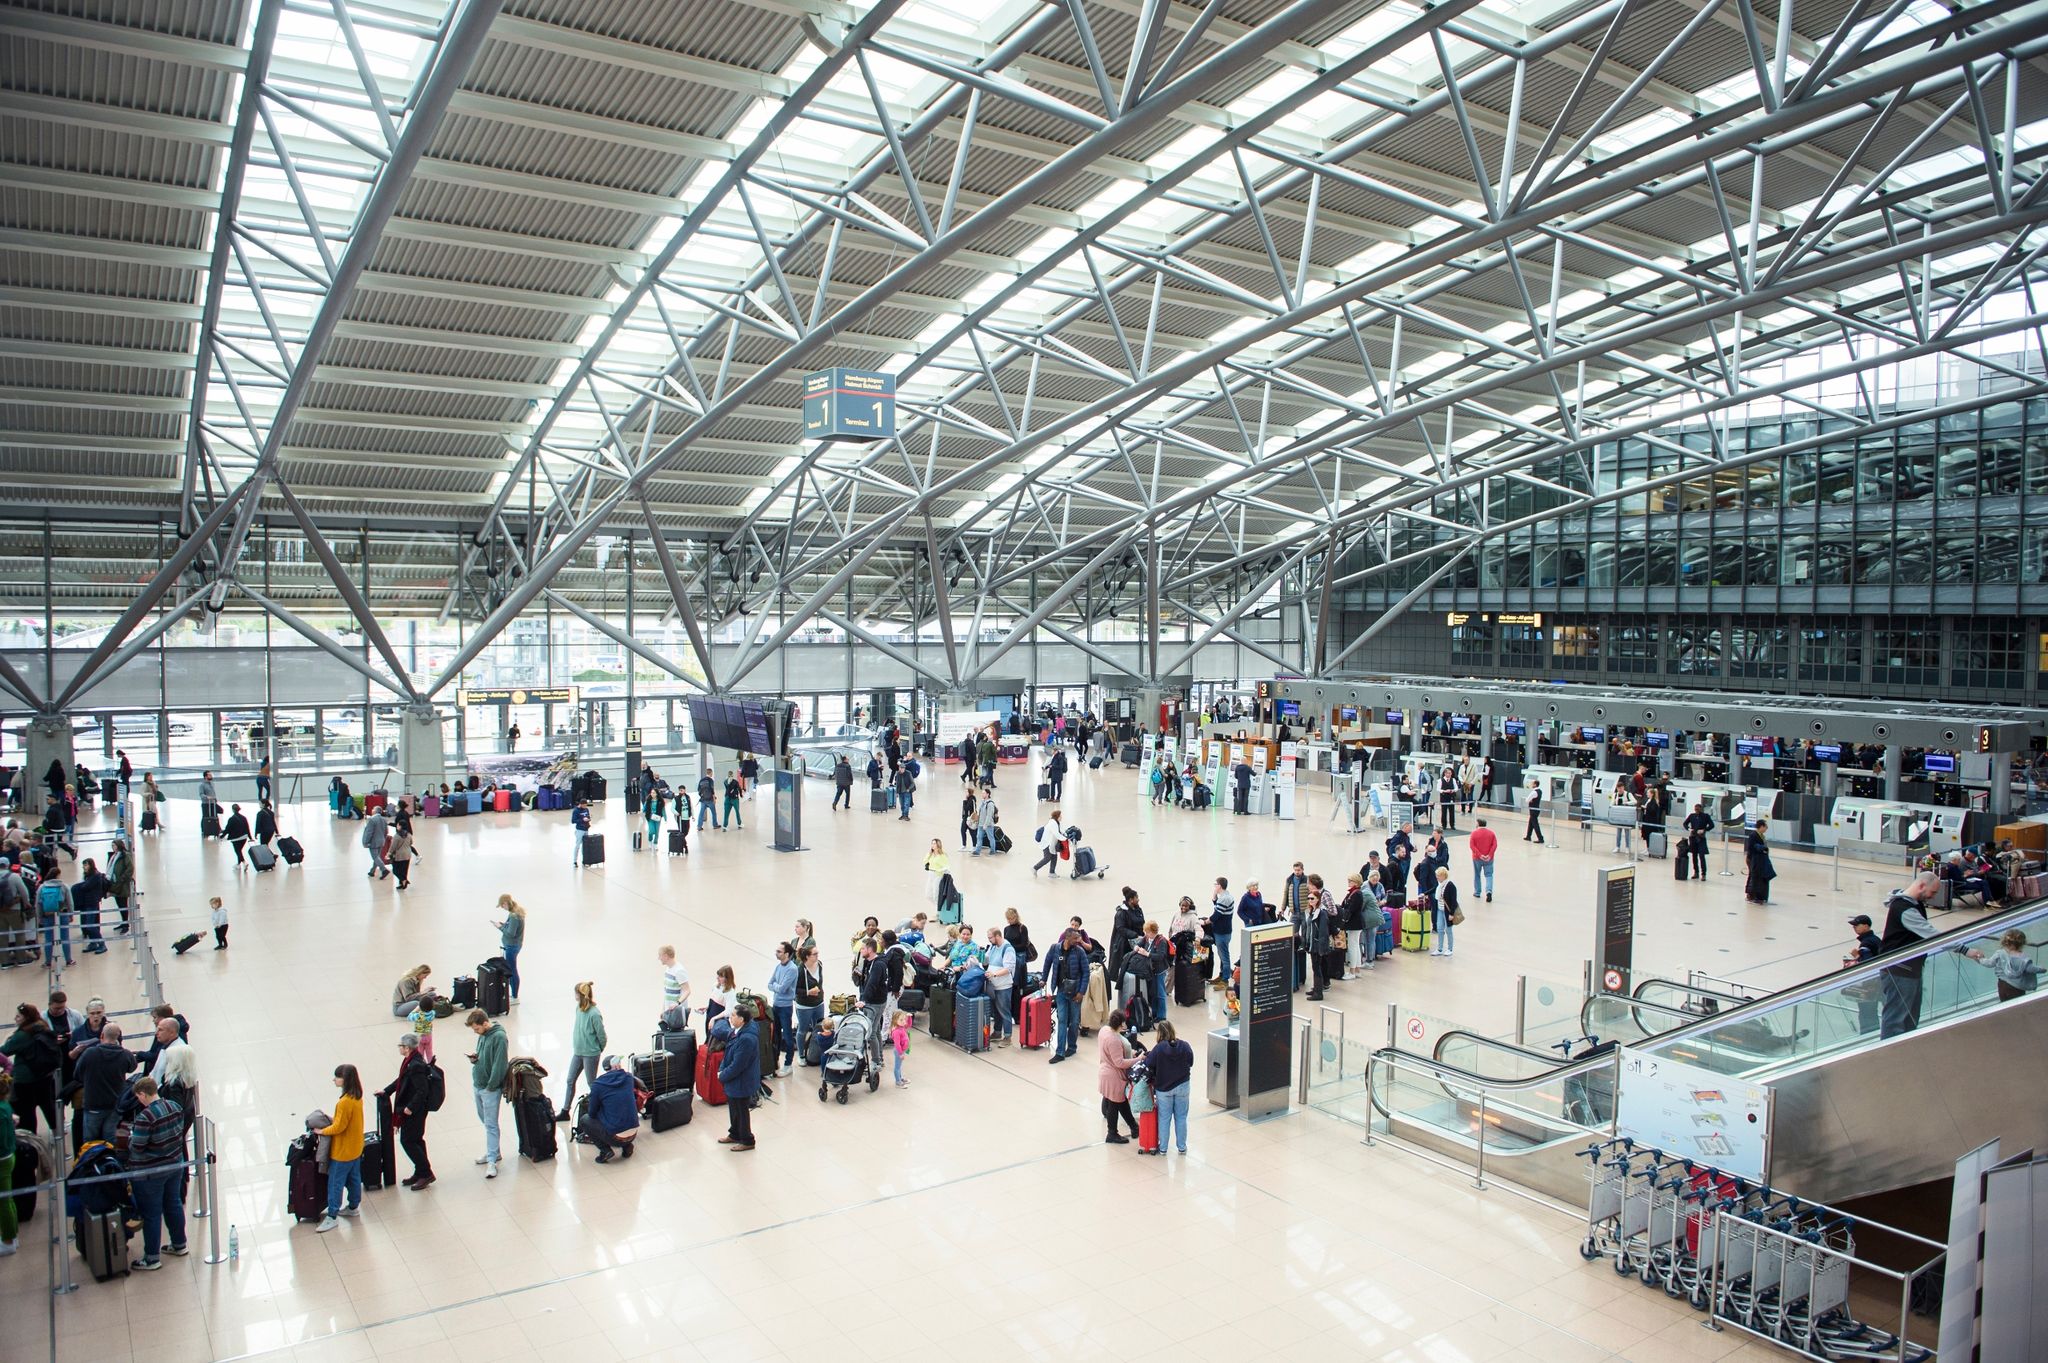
[1366, 894, 2048, 1206]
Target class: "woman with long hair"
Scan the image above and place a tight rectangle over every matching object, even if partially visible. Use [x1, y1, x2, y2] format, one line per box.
[556, 981, 606, 1121]
[494, 894, 526, 1002]
[313, 1064, 365, 1231]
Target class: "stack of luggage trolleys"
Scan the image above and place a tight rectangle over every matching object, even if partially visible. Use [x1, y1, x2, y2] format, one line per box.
[1576, 1138, 1932, 1361]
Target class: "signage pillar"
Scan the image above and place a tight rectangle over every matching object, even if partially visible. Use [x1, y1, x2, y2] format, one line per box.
[1594, 864, 1637, 996]
[623, 728, 643, 815]
[771, 767, 803, 853]
[1240, 920, 1295, 1121]
[393, 705, 445, 795]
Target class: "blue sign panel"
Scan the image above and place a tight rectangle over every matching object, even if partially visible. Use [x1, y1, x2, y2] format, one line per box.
[801, 368, 896, 443]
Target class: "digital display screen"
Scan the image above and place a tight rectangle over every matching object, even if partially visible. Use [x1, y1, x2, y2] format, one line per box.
[1923, 753, 1956, 773]
[1450, 714, 1471, 732]
[1736, 738, 1765, 757]
[1383, 709, 1404, 725]
[1645, 732, 1669, 749]
[1503, 719, 1526, 736]
[1581, 725, 1606, 741]
[743, 706, 773, 757]
[1339, 706, 1359, 723]
[1813, 744, 1842, 763]
[1278, 699, 1301, 718]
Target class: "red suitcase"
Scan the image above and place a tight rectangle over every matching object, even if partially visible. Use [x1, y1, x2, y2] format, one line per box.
[365, 792, 387, 813]
[1018, 993, 1052, 1050]
[696, 1044, 727, 1106]
[1138, 1108, 1160, 1153]
[493, 789, 512, 813]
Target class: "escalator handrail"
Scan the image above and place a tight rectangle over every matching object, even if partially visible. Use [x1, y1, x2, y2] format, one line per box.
[1363, 1041, 1618, 1137]
[1631, 976, 1752, 1009]
[1637, 891, 2048, 1057]
[1374, 895, 2048, 1111]
[1431, 1029, 1563, 1071]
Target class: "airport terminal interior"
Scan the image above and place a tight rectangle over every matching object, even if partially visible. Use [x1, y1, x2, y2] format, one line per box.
[3, 1, 2048, 1361]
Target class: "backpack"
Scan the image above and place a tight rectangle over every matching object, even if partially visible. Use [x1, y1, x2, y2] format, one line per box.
[37, 881, 62, 918]
[423, 1060, 447, 1112]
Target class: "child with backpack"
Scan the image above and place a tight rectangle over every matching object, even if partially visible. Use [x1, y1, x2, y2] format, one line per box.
[36, 875, 72, 969]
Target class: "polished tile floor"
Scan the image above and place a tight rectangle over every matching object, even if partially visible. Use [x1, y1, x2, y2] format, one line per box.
[7, 754, 1940, 1363]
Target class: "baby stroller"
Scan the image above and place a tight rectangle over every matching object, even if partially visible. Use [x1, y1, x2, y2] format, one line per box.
[1065, 824, 1108, 880]
[819, 1009, 880, 1104]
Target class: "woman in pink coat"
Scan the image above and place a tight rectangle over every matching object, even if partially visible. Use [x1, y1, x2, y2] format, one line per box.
[1097, 1009, 1140, 1144]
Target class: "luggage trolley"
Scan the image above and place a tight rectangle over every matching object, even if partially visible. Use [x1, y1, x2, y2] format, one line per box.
[1616, 1155, 1693, 1282]
[1577, 1138, 1645, 1264]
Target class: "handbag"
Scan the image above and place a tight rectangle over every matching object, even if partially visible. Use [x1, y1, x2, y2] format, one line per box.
[1448, 907, 1466, 926]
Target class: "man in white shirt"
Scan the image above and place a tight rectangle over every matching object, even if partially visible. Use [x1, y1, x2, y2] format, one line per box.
[1030, 810, 1065, 876]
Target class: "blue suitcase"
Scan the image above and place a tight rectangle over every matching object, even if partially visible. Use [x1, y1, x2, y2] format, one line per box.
[953, 995, 990, 1052]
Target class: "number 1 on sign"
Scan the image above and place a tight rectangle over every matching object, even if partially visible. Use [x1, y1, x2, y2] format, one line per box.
[872, 401, 884, 426]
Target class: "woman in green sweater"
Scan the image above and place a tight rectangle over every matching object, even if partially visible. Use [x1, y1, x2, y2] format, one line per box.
[555, 981, 606, 1122]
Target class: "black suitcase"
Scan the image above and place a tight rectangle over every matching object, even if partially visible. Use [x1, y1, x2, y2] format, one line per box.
[927, 984, 955, 1040]
[360, 1131, 386, 1190]
[649, 1088, 692, 1132]
[587, 773, 606, 801]
[1037, 782, 1051, 801]
[581, 832, 605, 866]
[249, 843, 278, 872]
[870, 788, 889, 812]
[667, 827, 687, 856]
[515, 1093, 557, 1161]
[478, 962, 511, 1017]
[1088, 755, 1103, 769]
[994, 827, 1012, 853]
[277, 835, 304, 864]
[375, 1092, 398, 1186]
[632, 1051, 687, 1096]
[201, 813, 221, 838]
[1675, 852, 1690, 881]
[101, 777, 119, 803]
[652, 1029, 697, 1075]
[1174, 959, 1204, 1007]
[451, 975, 478, 1009]
[141, 809, 159, 831]
[172, 932, 203, 955]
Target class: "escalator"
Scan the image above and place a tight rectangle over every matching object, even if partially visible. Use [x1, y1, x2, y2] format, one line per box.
[1367, 895, 2048, 1206]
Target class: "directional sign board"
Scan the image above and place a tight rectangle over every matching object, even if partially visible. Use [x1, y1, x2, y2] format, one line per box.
[801, 368, 896, 443]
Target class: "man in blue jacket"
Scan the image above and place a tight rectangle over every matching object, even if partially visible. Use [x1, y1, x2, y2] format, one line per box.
[716, 1013, 762, 1151]
[1047, 929, 1091, 1064]
[579, 1056, 643, 1164]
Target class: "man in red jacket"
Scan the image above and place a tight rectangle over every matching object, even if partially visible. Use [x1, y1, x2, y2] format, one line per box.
[1468, 819, 1499, 903]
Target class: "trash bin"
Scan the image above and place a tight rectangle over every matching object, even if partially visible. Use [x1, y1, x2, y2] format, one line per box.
[1207, 1026, 1239, 1110]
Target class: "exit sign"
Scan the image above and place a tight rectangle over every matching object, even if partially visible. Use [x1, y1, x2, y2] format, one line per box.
[801, 368, 896, 443]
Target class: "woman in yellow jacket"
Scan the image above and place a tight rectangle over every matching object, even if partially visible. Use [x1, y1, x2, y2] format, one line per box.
[314, 1065, 365, 1233]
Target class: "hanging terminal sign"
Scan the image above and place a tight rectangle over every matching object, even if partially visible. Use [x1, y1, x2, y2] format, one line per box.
[456, 686, 579, 707]
[801, 367, 896, 443]
[1446, 612, 1543, 627]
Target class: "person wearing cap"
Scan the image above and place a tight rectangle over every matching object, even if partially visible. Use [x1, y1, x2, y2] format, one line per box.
[380, 1034, 436, 1190]
[578, 1056, 645, 1163]
[1843, 915, 1882, 1033]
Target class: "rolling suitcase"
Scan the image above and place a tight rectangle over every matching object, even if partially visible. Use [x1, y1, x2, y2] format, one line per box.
[1037, 781, 1051, 801]
[993, 827, 1012, 853]
[1174, 959, 1204, 1007]
[1375, 924, 1394, 957]
[581, 833, 605, 866]
[586, 773, 606, 801]
[1138, 1107, 1160, 1154]
[276, 835, 304, 864]
[668, 827, 687, 856]
[1400, 904, 1431, 953]
[653, 1030, 697, 1076]
[516, 1093, 557, 1161]
[871, 788, 889, 812]
[493, 790, 513, 813]
[360, 1131, 386, 1190]
[201, 811, 222, 839]
[374, 1092, 398, 1186]
[172, 932, 203, 955]
[79, 1208, 128, 1280]
[286, 1136, 326, 1221]
[1675, 851, 1690, 881]
[248, 843, 278, 872]
[451, 975, 478, 1009]
[141, 809, 158, 832]
[1644, 829, 1667, 859]
[1018, 993, 1052, 1049]
[953, 995, 990, 1052]
[695, 1045, 727, 1106]
[937, 893, 962, 926]
[100, 777, 119, 804]
[649, 1088, 692, 1132]
[632, 1051, 687, 1097]
[926, 984, 956, 1040]
[478, 961, 511, 1017]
